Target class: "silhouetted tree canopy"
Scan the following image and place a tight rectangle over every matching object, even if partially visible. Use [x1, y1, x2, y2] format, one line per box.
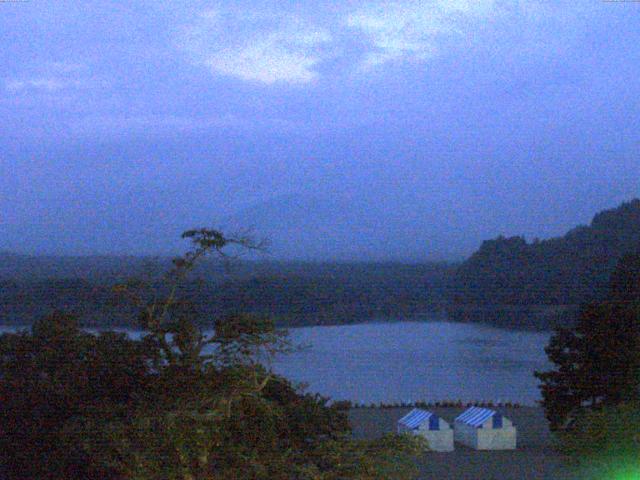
[535, 253, 640, 431]
[0, 229, 427, 479]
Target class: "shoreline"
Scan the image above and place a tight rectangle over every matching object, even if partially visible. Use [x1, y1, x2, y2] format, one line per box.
[0, 313, 557, 333]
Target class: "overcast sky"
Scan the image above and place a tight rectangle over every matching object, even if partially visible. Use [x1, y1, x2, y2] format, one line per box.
[1, 1, 639, 260]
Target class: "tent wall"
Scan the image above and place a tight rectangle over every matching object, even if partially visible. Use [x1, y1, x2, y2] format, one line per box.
[418, 417, 453, 452]
[454, 422, 479, 449]
[476, 426, 517, 450]
[421, 428, 454, 452]
[398, 414, 454, 452]
[454, 419, 517, 450]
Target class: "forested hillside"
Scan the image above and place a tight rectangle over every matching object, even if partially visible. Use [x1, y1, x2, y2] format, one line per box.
[0, 260, 454, 328]
[449, 199, 640, 328]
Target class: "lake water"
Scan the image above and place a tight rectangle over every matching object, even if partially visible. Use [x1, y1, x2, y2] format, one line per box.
[1, 320, 551, 406]
[273, 321, 551, 406]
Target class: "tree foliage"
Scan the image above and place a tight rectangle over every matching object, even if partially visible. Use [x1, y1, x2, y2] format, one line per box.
[560, 402, 640, 478]
[0, 228, 426, 479]
[0, 262, 453, 329]
[535, 253, 640, 431]
[0, 312, 152, 479]
[450, 199, 640, 328]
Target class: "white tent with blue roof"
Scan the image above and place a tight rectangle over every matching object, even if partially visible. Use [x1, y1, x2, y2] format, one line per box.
[454, 406, 516, 450]
[397, 408, 454, 452]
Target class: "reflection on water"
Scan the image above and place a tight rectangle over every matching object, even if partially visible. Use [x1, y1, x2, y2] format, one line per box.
[273, 321, 551, 406]
[0, 320, 551, 406]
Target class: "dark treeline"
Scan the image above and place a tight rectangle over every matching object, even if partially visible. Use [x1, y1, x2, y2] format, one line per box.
[534, 253, 640, 476]
[0, 261, 455, 328]
[448, 199, 640, 329]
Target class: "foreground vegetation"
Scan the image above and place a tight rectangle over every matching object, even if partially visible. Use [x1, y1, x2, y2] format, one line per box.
[536, 252, 640, 475]
[0, 230, 427, 479]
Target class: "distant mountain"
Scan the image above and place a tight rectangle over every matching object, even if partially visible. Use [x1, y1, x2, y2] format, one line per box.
[448, 199, 640, 328]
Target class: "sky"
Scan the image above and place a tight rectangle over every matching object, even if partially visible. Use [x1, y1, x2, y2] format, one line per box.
[1, 0, 639, 260]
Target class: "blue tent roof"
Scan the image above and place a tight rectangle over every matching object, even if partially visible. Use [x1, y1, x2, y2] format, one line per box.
[398, 408, 435, 429]
[455, 407, 497, 427]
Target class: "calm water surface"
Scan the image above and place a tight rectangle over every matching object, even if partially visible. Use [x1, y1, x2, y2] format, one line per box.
[273, 321, 551, 406]
[1, 320, 551, 405]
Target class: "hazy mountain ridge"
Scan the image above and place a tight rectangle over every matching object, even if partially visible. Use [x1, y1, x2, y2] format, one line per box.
[0, 260, 455, 328]
[448, 199, 640, 328]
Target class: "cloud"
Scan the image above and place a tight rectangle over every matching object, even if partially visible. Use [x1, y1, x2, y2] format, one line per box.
[5, 61, 95, 94]
[6, 78, 82, 93]
[174, 2, 598, 86]
[178, 9, 332, 85]
[346, 0, 499, 68]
